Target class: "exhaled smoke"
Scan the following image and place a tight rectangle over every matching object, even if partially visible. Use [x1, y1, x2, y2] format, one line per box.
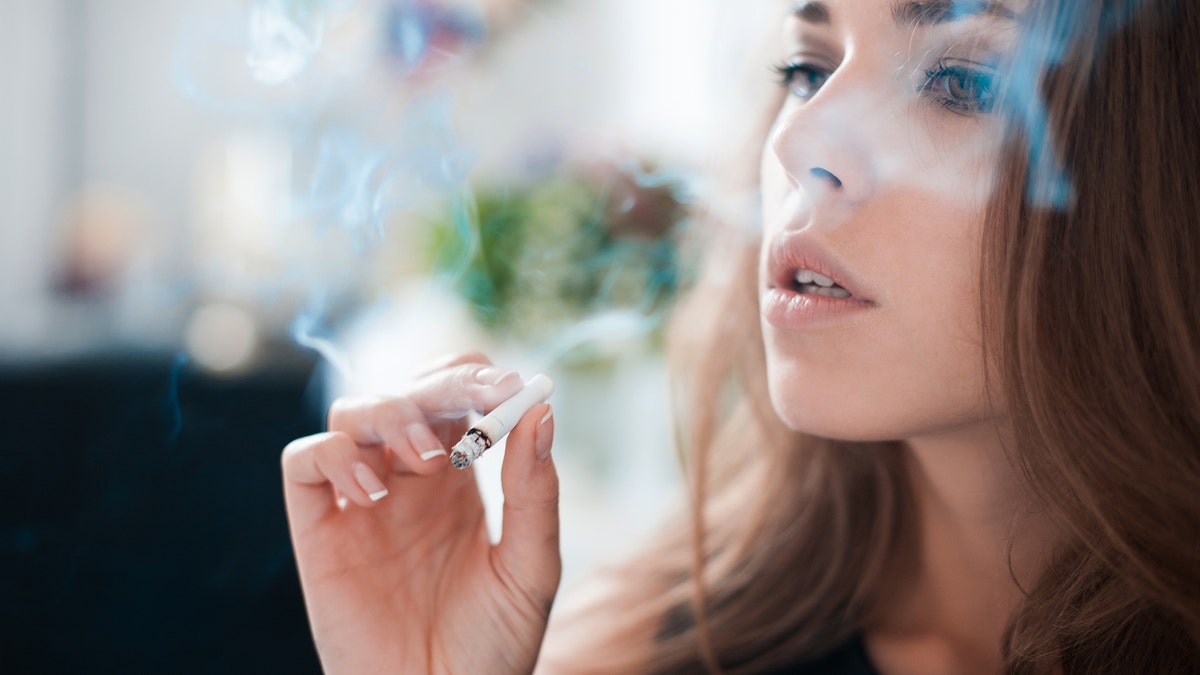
[1000, 0, 1152, 209]
[245, 0, 328, 85]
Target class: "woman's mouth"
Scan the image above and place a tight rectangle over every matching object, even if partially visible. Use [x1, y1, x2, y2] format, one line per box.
[762, 234, 876, 330]
[792, 268, 853, 299]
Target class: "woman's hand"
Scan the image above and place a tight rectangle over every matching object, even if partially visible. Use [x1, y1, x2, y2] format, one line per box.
[281, 353, 561, 675]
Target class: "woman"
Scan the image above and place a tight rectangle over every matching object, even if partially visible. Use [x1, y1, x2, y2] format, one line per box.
[280, 0, 1200, 672]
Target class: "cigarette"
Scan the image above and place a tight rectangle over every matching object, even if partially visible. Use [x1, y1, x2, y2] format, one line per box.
[449, 374, 555, 469]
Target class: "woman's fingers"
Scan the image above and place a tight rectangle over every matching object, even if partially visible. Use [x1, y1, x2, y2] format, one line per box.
[406, 362, 525, 415]
[325, 362, 526, 475]
[283, 354, 539, 531]
[414, 350, 493, 377]
[328, 396, 449, 475]
[496, 403, 562, 607]
[282, 431, 392, 525]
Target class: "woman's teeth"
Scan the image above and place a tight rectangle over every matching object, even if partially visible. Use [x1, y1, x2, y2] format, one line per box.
[794, 269, 852, 298]
[798, 284, 853, 298]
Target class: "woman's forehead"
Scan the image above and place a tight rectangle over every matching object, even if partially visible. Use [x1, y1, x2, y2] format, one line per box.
[782, 0, 1025, 56]
[786, 0, 1025, 27]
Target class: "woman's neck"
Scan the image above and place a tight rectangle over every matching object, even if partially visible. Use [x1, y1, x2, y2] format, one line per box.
[865, 424, 1055, 675]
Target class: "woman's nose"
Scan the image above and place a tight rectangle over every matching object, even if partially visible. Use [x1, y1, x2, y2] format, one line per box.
[768, 92, 878, 206]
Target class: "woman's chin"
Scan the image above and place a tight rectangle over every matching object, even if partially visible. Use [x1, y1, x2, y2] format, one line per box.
[767, 383, 908, 443]
[771, 402, 876, 442]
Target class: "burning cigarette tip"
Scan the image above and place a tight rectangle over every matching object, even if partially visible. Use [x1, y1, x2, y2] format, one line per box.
[450, 374, 554, 469]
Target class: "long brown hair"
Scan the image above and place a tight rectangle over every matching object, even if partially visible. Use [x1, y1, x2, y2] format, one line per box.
[987, 0, 1200, 671]
[540, 1, 1200, 672]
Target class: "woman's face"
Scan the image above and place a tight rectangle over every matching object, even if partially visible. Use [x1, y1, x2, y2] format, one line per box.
[759, 0, 1019, 441]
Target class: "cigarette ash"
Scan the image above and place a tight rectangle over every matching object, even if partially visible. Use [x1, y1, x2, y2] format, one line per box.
[449, 428, 491, 469]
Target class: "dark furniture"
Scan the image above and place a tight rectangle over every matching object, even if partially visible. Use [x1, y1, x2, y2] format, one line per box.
[0, 351, 325, 674]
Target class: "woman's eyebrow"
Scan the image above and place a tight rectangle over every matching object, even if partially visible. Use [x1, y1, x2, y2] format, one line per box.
[791, 1, 1015, 27]
[892, 0, 1017, 27]
[791, 1, 833, 26]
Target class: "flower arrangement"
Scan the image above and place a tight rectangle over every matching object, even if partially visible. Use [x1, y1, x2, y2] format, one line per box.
[422, 160, 691, 360]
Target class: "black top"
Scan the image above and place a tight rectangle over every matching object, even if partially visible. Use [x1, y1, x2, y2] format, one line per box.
[763, 634, 881, 675]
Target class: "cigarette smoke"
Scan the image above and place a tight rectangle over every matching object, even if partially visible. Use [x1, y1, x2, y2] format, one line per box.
[175, 0, 694, 400]
[171, 0, 1146, 400]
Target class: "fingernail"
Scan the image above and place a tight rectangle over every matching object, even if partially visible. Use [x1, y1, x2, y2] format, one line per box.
[535, 405, 553, 462]
[476, 367, 517, 386]
[407, 423, 446, 461]
[353, 462, 389, 501]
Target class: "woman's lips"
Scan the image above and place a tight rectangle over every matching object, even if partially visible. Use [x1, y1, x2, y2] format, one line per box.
[762, 233, 877, 329]
[761, 286, 875, 330]
[767, 234, 872, 301]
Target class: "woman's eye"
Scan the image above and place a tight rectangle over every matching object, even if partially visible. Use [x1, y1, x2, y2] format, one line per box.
[921, 61, 997, 114]
[773, 60, 831, 100]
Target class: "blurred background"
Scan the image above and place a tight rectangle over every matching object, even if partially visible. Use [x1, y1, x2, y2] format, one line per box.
[0, 0, 772, 671]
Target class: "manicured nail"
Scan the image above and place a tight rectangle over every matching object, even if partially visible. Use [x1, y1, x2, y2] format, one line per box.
[353, 462, 389, 501]
[407, 423, 446, 460]
[535, 405, 554, 462]
[476, 367, 517, 386]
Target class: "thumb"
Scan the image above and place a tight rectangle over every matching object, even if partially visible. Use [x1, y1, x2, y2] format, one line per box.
[496, 403, 562, 607]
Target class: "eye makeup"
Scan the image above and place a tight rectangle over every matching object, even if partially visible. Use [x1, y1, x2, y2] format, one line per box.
[918, 57, 999, 114]
[772, 6, 1013, 118]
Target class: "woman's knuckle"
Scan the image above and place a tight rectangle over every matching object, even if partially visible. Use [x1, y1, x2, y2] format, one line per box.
[371, 397, 411, 431]
[455, 350, 491, 365]
[327, 397, 357, 428]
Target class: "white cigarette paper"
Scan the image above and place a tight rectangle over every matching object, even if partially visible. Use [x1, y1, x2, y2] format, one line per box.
[449, 374, 555, 469]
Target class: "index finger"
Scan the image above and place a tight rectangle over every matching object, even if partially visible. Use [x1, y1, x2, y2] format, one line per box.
[405, 362, 525, 418]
